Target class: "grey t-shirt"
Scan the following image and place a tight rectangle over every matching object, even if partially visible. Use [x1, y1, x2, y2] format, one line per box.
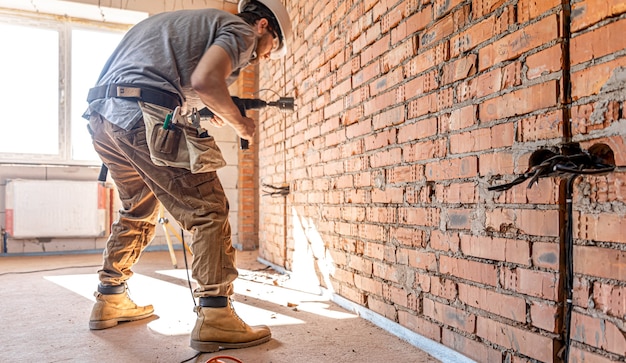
[88, 9, 256, 129]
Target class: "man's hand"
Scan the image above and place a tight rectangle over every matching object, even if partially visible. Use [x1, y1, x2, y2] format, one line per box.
[232, 116, 256, 141]
[208, 114, 255, 141]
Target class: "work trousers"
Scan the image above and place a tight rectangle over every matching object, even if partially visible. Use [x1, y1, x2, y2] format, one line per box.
[88, 110, 237, 297]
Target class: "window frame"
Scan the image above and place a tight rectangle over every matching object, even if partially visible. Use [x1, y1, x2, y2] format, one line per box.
[0, 9, 131, 166]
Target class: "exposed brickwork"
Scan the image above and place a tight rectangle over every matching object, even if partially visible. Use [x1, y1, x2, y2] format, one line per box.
[257, 0, 626, 361]
[237, 66, 259, 251]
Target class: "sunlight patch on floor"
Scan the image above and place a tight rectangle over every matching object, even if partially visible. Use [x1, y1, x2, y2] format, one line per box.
[44, 271, 307, 337]
[157, 268, 357, 320]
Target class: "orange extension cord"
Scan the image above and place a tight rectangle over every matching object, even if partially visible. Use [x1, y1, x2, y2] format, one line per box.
[206, 356, 243, 363]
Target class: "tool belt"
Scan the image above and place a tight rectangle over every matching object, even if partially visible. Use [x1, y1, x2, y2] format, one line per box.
[87, 83, 181, 110]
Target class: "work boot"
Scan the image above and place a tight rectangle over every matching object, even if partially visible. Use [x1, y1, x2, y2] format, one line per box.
[190, 296, 271, 352]
[89, 283, 154, 330]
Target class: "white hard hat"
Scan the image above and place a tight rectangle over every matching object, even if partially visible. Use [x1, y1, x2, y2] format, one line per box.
[238, 0, 292, 59]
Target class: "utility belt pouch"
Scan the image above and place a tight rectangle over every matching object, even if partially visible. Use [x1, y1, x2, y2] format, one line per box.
[152, 124, 182, 160]
[140, 102, 226, 173]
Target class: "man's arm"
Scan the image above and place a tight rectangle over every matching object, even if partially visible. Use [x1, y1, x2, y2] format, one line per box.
[190, 45, 255, 140]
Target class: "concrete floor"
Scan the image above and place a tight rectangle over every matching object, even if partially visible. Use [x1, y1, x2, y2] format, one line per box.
[0, 250, 445, 363]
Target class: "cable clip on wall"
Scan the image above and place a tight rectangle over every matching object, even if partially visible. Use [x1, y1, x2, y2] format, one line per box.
[488, 142, 616, 363]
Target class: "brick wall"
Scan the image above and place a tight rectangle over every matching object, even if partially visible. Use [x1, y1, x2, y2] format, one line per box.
[237, 66, 260, 250]
[257, 0, 626, 362]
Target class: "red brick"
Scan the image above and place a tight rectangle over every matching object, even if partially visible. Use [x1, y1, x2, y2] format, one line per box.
[361, 34, 390, 65]
[574, 246, 626, 280]
[518, 110, 563, 142]
[373, 260, 399, 282]
[477, 316, 556, 362]
[405, 70, 438, 99]
[584, 172, 626, 204]
[408, 93, 437, 119]
[450, 128, 490, 154]
[436, 87, 454, 111]
[459, 283, 526, 322]
[406, 138, 446, 162]
[442, 330, 504, 363]
[425, 156, 478, 181]
[479, 151, 515, 176]
[368, 296, 397, 321]
[570, 312, 626, 355]
[568, 346, 618, 363]
[430, 276, 458, 300]
[503, 267, 559, 300]
[526, 45, 563, 80]
[446, 105, 476, 131]
[420, 14, 454, 48]
[370, 148, 403, 168]
[398, 117, 438, 142]
[504, 238, 532, 266]
[573, 277, 591, 308]
[571, 100, 620, 136]
[480, 81, 559, 122]
[571, 18, 626, 65]
[391, 226, 426, 248]
[436, 182, 476, 204]
[486, 208, 560, 237]
[472, 0, 508, 17]
[456, 68, 497, 102]
[430, 230, 460, 252]
[445, 208, 473, 230]
[406, 42, 450, 76]
[399, 310, 442, 342]
[339, 284, 367, 305]
[571, 0, 626, 32]
[592, 282, 626, 319]
[424, 298, 476, 333]
[479, 15, 559, 70]
[451, 15, 495, 57]
[461, 235, 505, 261]
[517, 0, 560, 23]
[374, 106, 405, 130]
[443, 54, 477, 85]
[406, 248, 437, 271]
[575, 212, 626, 244]
[531, 241, 560, 270]
[571, 57, 626, 100]
[529, 300, 560, 332]
[399, 207, 440, 226]
[440, 255, 498, 286]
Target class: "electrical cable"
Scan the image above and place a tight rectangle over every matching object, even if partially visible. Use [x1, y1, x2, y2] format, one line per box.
[179, 352, 202, 363]
[488, 143, 616, 363]
[561, 175, 577, 363]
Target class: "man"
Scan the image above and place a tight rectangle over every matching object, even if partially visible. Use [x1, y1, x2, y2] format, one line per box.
[84, 0, 292, 353]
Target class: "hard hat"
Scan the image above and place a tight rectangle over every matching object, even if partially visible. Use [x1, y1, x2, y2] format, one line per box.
[238, 0, 292, 59]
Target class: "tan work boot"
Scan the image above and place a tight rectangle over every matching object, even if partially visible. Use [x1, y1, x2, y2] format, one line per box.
[89, 286, 154, 330]
[190, 298, 271, 352]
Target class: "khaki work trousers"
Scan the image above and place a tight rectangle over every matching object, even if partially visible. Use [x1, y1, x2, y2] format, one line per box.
[88, 111, 237, 297]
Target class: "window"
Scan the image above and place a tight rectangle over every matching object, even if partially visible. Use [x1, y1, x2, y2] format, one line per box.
[0, 11, 128, 165]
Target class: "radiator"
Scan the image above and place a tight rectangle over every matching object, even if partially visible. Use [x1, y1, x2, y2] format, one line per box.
[5, 179, 112, 238]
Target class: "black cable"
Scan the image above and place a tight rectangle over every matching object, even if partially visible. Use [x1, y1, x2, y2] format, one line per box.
[180, 351, 202, 363]
[562, 175, 577, 363]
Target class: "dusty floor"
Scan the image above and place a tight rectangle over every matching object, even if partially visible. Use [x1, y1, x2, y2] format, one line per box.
[0, 250, 442, 363]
